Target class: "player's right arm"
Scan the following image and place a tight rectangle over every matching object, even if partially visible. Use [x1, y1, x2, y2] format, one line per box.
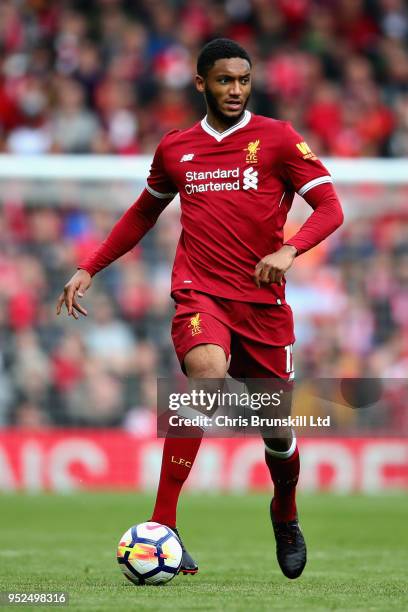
[56, 135, 178, 319]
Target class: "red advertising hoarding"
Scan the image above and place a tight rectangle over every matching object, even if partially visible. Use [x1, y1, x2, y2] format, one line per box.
[0, 430, 407, 493]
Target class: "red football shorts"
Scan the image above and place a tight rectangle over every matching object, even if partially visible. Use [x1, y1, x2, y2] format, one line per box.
[171, 290, 295, 379]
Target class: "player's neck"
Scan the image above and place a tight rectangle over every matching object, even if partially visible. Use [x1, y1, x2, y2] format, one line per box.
[205, 110, 244, 134]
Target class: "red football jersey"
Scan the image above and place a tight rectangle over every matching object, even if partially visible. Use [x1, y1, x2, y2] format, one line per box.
[147, 111, 332, 304]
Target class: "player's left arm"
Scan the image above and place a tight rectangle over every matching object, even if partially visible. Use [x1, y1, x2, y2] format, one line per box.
[283, 181, 344, 255]
[254, 124, 343, 286]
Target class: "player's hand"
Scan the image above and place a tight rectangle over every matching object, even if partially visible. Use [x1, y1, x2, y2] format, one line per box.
[56, 269, 92, 319]
[254, 245, 297, 287]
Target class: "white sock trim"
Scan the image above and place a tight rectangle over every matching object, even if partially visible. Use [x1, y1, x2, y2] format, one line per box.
[265, 434, 297, 459]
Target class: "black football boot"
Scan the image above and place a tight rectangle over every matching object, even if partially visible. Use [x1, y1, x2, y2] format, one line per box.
[171, 527, 198, 575]
[270, 498, 307, 579]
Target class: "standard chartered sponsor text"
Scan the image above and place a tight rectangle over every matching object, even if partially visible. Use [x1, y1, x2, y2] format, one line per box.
[185, 167, 240, 194]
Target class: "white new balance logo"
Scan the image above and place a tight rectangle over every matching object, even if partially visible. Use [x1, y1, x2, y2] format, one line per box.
[243, 166, 258, 190]
[180, 153, 195, 162]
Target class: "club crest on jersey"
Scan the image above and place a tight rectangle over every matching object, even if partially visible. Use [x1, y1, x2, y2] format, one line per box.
[243, 139, 260, 164]
[189, 313, 202, 336]
[296, 141, 317, 161]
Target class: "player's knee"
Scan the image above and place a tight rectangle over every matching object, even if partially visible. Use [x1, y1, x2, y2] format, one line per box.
[184, 344, 227, 378]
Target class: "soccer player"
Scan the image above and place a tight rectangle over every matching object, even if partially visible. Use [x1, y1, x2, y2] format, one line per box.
[56, 39, 343, 580]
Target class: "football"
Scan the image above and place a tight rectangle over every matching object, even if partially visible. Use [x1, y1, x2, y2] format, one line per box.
[116, 522, 183, 585]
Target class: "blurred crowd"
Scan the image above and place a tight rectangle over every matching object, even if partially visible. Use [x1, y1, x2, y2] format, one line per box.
[0, 0, 408, 156]
[0, 193, 407, 432]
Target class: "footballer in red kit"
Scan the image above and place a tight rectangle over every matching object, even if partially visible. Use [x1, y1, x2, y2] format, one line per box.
[148, 111, 334, 306]
[57, 39, 343, 580]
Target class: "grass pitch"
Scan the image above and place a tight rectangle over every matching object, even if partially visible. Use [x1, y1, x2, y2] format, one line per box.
[1, 492, 408, 611]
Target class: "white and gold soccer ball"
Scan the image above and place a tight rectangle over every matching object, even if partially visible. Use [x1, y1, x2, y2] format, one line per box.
[117, 522, 182, 585]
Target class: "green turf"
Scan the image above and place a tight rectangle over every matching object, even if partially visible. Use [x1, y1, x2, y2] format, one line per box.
[1, 492, 408, 611]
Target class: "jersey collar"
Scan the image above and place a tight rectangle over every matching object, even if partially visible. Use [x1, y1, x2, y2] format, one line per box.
[200, 110, 251, 142]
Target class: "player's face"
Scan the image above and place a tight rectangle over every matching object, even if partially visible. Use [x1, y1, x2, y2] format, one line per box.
[196, 58, 252, 127]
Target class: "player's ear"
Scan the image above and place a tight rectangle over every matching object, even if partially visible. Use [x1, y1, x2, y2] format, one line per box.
[195, 74, 205, 93]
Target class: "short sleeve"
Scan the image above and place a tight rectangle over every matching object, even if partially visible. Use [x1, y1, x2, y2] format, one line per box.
[146, 134, 178, 199]
[279, 123, 332, 197]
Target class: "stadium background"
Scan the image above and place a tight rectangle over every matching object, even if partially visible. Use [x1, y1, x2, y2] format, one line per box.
[0, 0, 407, 494]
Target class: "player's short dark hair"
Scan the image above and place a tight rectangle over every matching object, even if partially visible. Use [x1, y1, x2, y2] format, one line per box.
[197, 38, 252, 77]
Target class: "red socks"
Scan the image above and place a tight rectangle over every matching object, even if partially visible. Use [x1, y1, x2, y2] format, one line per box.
[150, 425, 203, 528]
[151, 427, 299, 526]
[264, 443, 300, 522]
